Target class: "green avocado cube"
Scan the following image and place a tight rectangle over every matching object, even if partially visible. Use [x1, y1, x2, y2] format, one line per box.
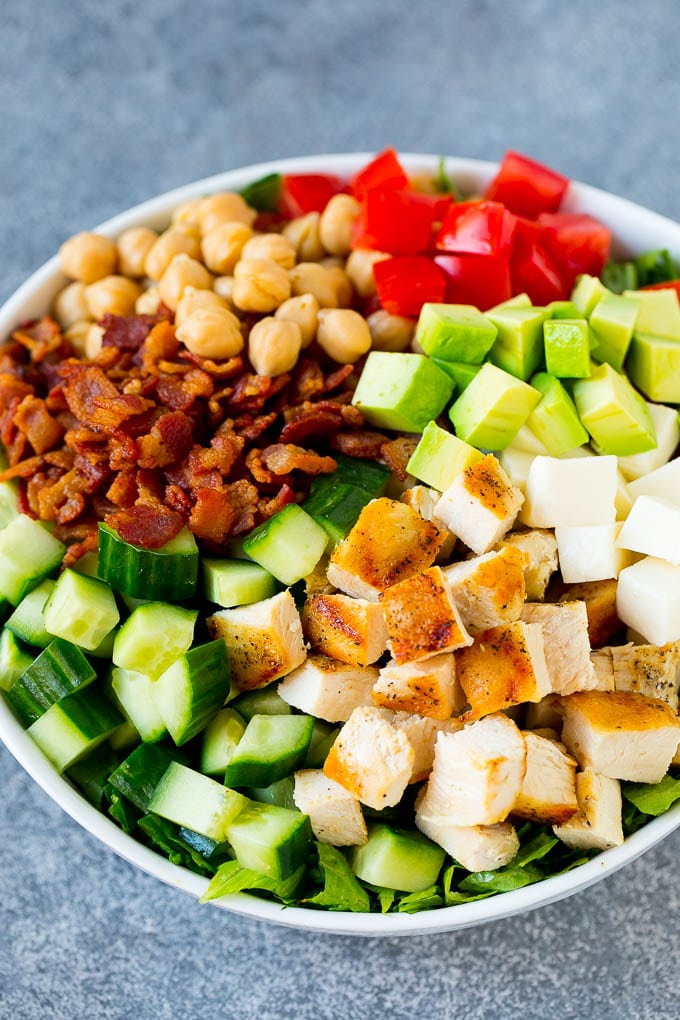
[431, 359, 480, 392]
[351, 352, 454, 432]
[487, 306, 548, 380]
[588, 293, 640, 371]
[544, 319, 592, 378]
[414, 303, 497, 364]
[528, 372, 589, 456]
[546, 300, 581, 319]
[491, 293, 532, 310]
[571, 274, 609, 317]
[573, 362, 657, 456]
[448, 363, 541, 451]
[406, 421, 483, 491]
[623, 288, 680, 339]
[626, 333, 680, 403]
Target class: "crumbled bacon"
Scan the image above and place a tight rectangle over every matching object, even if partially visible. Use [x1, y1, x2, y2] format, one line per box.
[12, 317, 65, 362]
[105, 502, 184, 549]
[381, 436, 419, 480]
[259, 483, 297, 519]
[190, 487, 236, 544]
[138, 411, 194, 469]
[101, 312, 167, 351]
[261, 444, 336, 476]
[331, 429, 388, 459]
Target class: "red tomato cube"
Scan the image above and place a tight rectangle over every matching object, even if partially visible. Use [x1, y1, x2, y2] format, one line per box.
[353, 189, 437, 255]
[485, 151, 569, 219]
[374, 256, 447, 317]
[351, 147, 410, 198]
[434, 254, 512, 310]
[435, 201, 516, 257]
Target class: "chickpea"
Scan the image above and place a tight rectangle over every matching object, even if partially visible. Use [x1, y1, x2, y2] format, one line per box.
[282, 212, 325, 262]
[144, 227, 201, 281]
[85, 275, 142, 319]
[319, 194, 360, 256]
[199, 192, 257, 234]
[64, 319, 92, 358]
[345, 248, 390, 298]
[213, 276, 235, 303]
[53, 282, 91, 330]
[171, 196, 203, 227]
[175, 287, 229, 327]
[158, 254, 213, 311]
[59, 232, 117, 284]
[241, 232, 296, 270]
[175, 306, 244, 360]
[232, 257, 291, 313]
[201, 221, 253, 275]
[275, 293, 319, 349]
[316, 308, 372, 364]
[322, 263, 353, 308]
[248, 317, 302, 377]
[135, 287, 162, 314]
[366, 309, 415, 352]
[85, 323, 105, 359]
[117, 227, 158, 278]
[289, 262, 339, 309]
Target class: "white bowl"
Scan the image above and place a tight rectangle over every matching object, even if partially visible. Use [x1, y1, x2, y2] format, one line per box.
[2, 153, 680, 937]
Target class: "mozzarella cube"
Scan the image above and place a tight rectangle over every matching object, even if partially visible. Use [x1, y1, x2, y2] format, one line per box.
[379, 566, 472, 663]
[388, 711, 462, 782]
[442, 546, 527, 633]
[617, 557, 680, 645]
[456, 621, 551, 721]
[302, 593, 388, 666]
[553, 769, 624, 851]
[513, 731, 578, 825]
[619, 402, 680, 481]
[555, 522, 634, 583]
[207, 590, 305, 691]
[560, 689, 680, 783]
[323, 706, 414, 810]
[434, 455, 524, 555]
[293, 770, 367, 847]
[278, 654, 377, 722]
[521, 602, 597, 695]
[599, 641, 680, 712]
[500, 528, 558, 601]
[628, 457, 680, 506]
[521, 455, 617, 528]
[372, 653, 464, 720]
[498, 447, 536, 493]
[415, 816, 519, 873]
[616, 495, 680, 565]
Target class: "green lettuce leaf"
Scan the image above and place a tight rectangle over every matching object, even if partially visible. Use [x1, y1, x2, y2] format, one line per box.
[622, 775, 680, 817]
[304, 844, 371, 913]
[396, 886, 444, 913]
[514, 828, 559, 867]
[200, 860, 305, 903]
[138, 814, 217, 878]
[458, 862, 544, 895]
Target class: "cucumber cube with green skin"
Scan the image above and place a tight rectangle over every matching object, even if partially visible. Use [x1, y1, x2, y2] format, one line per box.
[242, 504, 328, 587]
[97, 523, 199, 602]
[223, 713, 315, 788]
[414, 303, 498, 364]
[201, 707, 247, 776]
[112, 603, 197, 680]
[349, 823, 446, 892]
[571, 274, 609, 317]
[28, 688, 124, 773]
[430, 358, 480, 391]
[248, 776, 297, 810]
[0, 629, 33, 692]
[154, 639, 231, 746]
[71, 551, 99, 578]
[543, 320, 592, 378]
[303, 483, 372, 545]
[202, 558, 278, 608]
[7, 637, 97, 726]
[232, 685, 293, 721]
[406, 420, 483, 491]
[5, 579, 56, 649]
[107, 742, 180, 812]
[110, 666, 168, 743]
[303, 719, 339, 768]
[626, 333, 680, 403]
[149, 761, 247, 842]
[588, 293, 640, 371]
[546, 300, 580, 319]
[43, 569, 120, 652]
[573, 362, 657, 456]
[449, 363, 541, 451]
[0, 480, 20, 530]
[0, 515, 66, 605]
[88, 627, 118, 660]
[108, 719, 140, 751]
[351, 352, 455, 433]
[528, 373, 589, 456]
[623, 288, 680, 339]
[487, 306, 549, 380]
[310, 454, 390, 498]
[225, 800, 313, 880]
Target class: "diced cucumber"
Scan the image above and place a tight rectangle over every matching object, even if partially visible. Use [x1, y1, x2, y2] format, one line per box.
[108, 719, 140, 751]
[202, 558, 278, 608]
[89, 627, 118, 660]
[200, 708, 247, 776]
[67, 744, 122, 809]
[0, 515, 66, 605]
[110, 666, 168, 743]
[223, 713, 315, 788]
[311, 453, 390, 498]
[107, 742, 180, 812]
[5, 579, 56, 649]
[248, 776, 297, 810]
[71, 551, 100, 578]
[225, 800, 312, 880]
[154, 639, 231, 746]
[349, 823, 446, 892]
[303, 483, 372, 545]
[0, 480, 20, 530]
[7, 638, 97, 726]
[178, 826, 232, 867]
[232, 684, 293, 721]
[148, 761, 247, 841]
[43, 569, 120, 652]
[28, 688, 124, 772]
[242, 504, 328, 586]
[97, 523, 199, 602]
[303, 719, 339, 768]
[0, 629, 34, 692]
[112, 602, 197, 680]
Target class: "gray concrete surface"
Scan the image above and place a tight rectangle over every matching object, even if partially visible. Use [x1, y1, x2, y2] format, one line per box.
[1, 1, 680, 1016]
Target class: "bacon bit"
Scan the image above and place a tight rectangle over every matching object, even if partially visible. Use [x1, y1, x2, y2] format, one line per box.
[226, 373, 291, 413]
[331, 429, 388, 459]
[261, 443, 336, 476]
[165, 483, 192, 516]
[180, 352, 245, 379]
[44, 449, 75, 471]
[101, 312, 164, 351]
[245, 447, 276, 485]
[339, 404, 364, 428]
[57, 492, 87, 524]
[381, 436, 419, 480]
[141, 320, 180, 374]
[189, 487, 236, 544]
[138, 411, 194, 469]
[155, 367, 214, 411]
[224, 479, 259, 535]
[135, 469, 165, 504]
[232, 412, 278, 441]
[323, 364, 356, 393]
[72, 453, 110, 494]
[45, 385, 69, 415]
[279, 406, 343, 445]
[13, 395, 65, 454]
[0, 455, 43, 481]
[36, 469, 83, 521]
[107, 471, 137, 508]
[61, 529, 99, 569]
[108, 431, 138, 472]
[290, 360, 326, 402]
[0, 372, 33, 407]
[13, 317, 64, 362]
[105, 501, 184, 549]
[258, 483, 297, 519]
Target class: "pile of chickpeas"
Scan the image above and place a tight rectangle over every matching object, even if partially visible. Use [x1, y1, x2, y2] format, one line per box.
[54, 187, 417, 375]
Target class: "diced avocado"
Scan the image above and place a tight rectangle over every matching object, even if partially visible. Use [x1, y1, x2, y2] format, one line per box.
[626, 333, 680, 403]
[490, 293, 532, 310]
[487, 305, 548, 380]
[601, 261, 638, 294]
[406, 421, 483, 491]
[546, 300, 580, 319]
[571, 274, 609, 317]
[448, 362, 541, 451]
[349, 823, 445, 893]
[623, 288, 680, 340]
[543, 319, 591, 378]
[573, 362, 657, 456]
[431, 358, 480, 391]
[414, 303, 497, 364]
[588, 293, 640, 371]
[351, 352, 454, 433]
[528, 372, 589, 456]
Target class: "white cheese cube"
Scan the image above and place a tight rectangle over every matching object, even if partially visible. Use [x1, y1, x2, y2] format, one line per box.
[498, 447, 535, 493]
[553, 769, 624, 851]
[618, 402, 680, 481]
[293, 770, 367, 847]
[628, 457, 680, 506]
[617, 557, 680, 645]
[616, 495, 680, 564]
[521, 455, 617, 528]
[555, 522, 634, 583]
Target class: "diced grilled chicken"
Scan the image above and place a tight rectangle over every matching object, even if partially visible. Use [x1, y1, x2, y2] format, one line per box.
[415, 714, 526, 827]
[434, 454, 524, 555]
[594, 641, 680, 712]
[323, 706, 414, 810]
[293, 769, 367, 847]
[442, 546, 527, 634]
[415, 816, 520, 873]
[456, 621, 551, 722]
[326, 497, 445, 601]
[372, 653, 464, 721]
[513, 731, 578, 825]
[557, 578, 624, 648]
[552, 768, 624, 851]
[588, 650, 616, 691]
[207, 590, 306, 691]
[560, 690, 680, 784]
[303, 593, 388, 667]
[388, 711, 462, 782]
[277, 654, 377, 722]
[401, 485, 457, 562]
[499, 528, 558, 601]
[521, 601, 597, 695]
[524, 694, 564, 731]
[379, 566, 472, 663]
[303, 554, 336, 597]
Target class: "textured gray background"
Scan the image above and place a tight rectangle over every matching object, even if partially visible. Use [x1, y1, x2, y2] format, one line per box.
[1, 1, 680, 1017]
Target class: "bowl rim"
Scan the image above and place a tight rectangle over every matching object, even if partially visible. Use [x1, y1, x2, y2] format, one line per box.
[1, 151, 680, 937]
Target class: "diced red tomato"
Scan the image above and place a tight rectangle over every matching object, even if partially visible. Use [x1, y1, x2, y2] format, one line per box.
[374, 256, 447, 317]
[538, 213, 611, 289]
[353, 189, 437, 255]
[509, 218, 568, 305]
[485, 151, 569, 219]
[638, 279, 680, 296]
[351, 147, 410, 198]
[279, 173, 347, 218]
[434, 254, 512, 310]
[435, 201, 516, 258]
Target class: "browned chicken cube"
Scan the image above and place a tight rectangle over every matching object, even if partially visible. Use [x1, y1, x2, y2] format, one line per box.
[379, 565, 472, 663]
[303, 593, 388, 667]
[456, 621, 551, 721]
